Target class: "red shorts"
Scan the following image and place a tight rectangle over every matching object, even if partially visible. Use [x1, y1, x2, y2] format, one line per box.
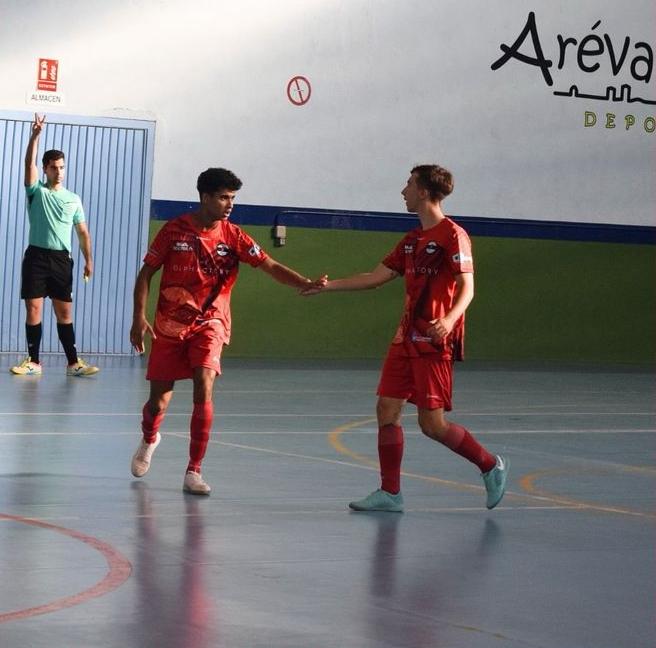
[377, 343, 453, 411]
[146, 320, 224, 382]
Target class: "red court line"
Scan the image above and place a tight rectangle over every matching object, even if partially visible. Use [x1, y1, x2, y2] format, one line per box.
[0, 512, 132, 623]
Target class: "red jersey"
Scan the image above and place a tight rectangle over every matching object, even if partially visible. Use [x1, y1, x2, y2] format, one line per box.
[382, 217, 474, 360]
[144, 213, 268, 341]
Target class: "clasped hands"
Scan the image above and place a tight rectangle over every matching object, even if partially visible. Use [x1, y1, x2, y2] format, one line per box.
[299, 274, 328, 296]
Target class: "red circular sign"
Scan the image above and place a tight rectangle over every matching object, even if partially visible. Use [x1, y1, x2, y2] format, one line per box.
[287, 76, 311, 106]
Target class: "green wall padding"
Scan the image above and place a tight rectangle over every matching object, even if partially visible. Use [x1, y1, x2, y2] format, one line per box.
[467, 238, 655, 363]
[146, 222, 655, 363]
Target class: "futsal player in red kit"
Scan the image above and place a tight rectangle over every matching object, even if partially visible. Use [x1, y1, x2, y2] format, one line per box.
[130, 168, 323, 494]
[302, 165, 508, 511]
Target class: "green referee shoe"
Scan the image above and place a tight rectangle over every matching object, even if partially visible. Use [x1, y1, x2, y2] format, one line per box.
[349, 488, 404, 513]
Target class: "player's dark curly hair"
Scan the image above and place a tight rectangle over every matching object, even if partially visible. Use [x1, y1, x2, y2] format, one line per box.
[197, 168, 243, 197]
[411, 164, 454, 202]
[42, 150, 65, 167]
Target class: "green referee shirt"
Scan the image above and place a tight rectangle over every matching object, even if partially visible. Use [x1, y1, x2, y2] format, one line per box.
[25, 180, 85, 252]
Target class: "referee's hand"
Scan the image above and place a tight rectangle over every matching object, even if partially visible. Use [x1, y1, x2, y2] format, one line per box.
[32, 113, 46, 136]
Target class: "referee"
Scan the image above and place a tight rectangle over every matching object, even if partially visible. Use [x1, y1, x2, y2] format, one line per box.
[10, 114, 99, 377]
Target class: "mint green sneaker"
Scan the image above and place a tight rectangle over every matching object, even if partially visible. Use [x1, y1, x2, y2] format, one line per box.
[482, 455, 509, 509]
[349, 489, 404, 513]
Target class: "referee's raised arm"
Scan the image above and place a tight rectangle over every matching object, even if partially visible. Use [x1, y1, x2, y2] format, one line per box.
[24, 113, 45, 187]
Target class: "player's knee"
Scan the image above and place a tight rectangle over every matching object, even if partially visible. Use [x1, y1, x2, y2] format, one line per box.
[192, 384, 214, 404]
[376, 399, 402, 426]
[419, 425, 439, 441]
[148, 401, 168, 416]
[25, 304, 41, 319]
[192, 370, 216, 401]
[417, 414, 448, 441]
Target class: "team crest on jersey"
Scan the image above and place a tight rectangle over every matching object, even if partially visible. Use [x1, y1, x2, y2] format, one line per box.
[173, 241, 192, 252]
[425, 241, 438, 254]
[452, 252, 473, 263]
[248, 244, 262, 257]
[216, 243, 230, 257]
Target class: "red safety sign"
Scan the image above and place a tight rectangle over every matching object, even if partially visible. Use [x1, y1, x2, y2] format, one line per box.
[287, 76, 311, 106]
[37, 59, 58, 92]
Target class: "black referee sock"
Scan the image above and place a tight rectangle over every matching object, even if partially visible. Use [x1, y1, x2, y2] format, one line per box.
[56, 323, 79, 365]
[26, 323, 42, 364]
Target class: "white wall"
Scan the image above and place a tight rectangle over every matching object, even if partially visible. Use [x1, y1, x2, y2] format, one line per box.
[1, 0, 654, 225]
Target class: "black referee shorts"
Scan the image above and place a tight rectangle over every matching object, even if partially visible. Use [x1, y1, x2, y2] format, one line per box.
[21, 245, 74, 302]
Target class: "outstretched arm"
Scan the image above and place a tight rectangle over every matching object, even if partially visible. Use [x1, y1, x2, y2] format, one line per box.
[130, 264, 158, 353]
[25, 113, 45, 187]
[302, 262, 398, 295]
[258, 257, 325, 290]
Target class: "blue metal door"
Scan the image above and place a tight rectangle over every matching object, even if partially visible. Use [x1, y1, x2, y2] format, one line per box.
[0, 111, 155, 355]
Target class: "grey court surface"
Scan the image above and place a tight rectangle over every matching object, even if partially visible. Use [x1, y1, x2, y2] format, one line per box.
[0, 355, 653, 648]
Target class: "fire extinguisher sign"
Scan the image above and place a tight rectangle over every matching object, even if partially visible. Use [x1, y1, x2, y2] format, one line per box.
[37, 59, 58, 92]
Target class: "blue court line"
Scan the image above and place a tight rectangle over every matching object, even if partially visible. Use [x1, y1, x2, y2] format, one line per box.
[150, 199, 655, 245]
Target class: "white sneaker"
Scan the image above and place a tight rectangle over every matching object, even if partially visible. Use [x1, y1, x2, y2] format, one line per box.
[183, 471, 211, 495]
[131, 433, 161, 477]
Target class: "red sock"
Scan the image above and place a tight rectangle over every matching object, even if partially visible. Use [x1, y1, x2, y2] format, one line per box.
[440, 422, 496, 473]
[378, 424, 404, 494]
[187, 402, 213, 473]
[142, 403, 165, 443]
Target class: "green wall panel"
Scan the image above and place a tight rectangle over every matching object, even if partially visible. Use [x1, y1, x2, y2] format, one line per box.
[467, 238, 655, 363]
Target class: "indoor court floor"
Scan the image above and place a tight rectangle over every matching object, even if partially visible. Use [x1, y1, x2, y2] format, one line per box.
[0, 355, 653, 648]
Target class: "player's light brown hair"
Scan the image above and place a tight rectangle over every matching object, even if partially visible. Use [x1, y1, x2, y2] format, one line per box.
[411, 164, 454, 202]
